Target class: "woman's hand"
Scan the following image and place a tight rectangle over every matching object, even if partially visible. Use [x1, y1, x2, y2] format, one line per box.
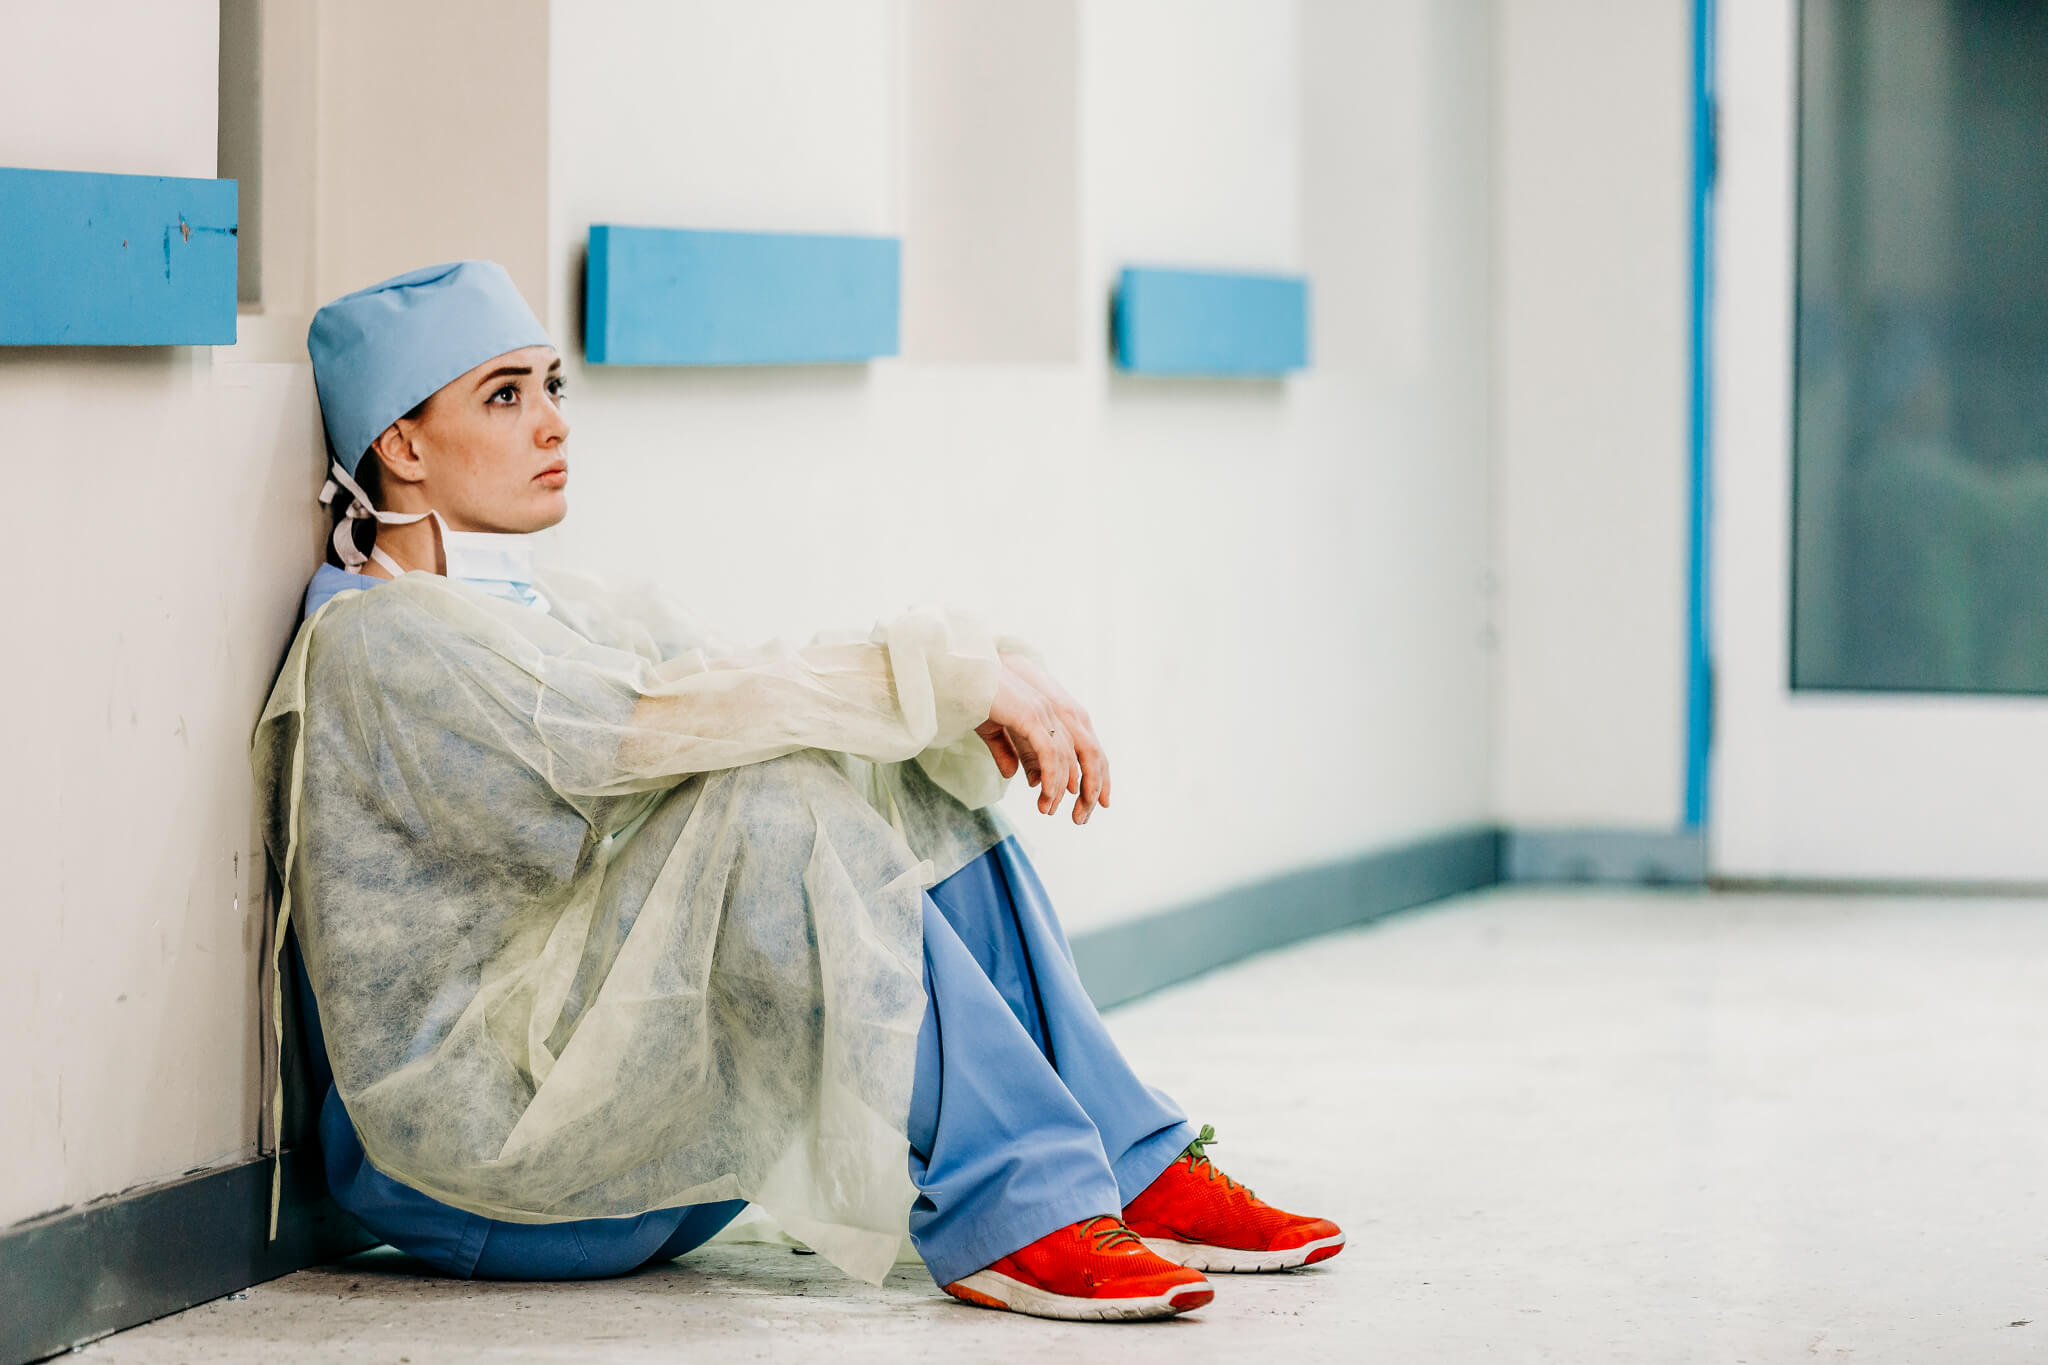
[974, 653, 1111, 823]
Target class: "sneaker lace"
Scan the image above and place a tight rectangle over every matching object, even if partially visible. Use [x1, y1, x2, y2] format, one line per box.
[1082, 1216, 1145, 1253]
[1183, 1123, 1252, 1197]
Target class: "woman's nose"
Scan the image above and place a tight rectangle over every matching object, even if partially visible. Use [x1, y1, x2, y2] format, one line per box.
[539, 397, 569, 445]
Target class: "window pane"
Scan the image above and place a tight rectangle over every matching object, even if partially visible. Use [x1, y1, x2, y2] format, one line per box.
[1792, 0, 2048, 693]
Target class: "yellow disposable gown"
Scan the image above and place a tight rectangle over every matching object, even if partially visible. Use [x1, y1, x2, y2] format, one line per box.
[253, 568, 1019, 1283]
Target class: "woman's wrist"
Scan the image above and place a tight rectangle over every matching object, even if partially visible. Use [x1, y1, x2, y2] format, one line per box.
[993, 633, 1042, 665]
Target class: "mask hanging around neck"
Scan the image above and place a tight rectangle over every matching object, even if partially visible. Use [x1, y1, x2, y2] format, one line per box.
[319, 462, 551, 613]
[438, 518, 551, 614]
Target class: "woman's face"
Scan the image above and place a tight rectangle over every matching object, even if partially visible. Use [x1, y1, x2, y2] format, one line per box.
[374, 345, 570, 533]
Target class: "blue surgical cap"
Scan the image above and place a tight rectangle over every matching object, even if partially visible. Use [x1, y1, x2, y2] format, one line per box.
[307, 260, 552, 478]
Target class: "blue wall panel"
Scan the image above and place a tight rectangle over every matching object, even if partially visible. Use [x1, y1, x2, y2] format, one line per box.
[585, 225, 899, 366]
[0, 167, 237, 346]
[1112, 266, 1309, 376]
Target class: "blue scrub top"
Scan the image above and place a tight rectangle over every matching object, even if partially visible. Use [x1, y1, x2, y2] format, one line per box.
[303, 562, 383, 616]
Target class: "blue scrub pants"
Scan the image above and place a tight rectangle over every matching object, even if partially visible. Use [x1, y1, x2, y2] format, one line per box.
[314, 836, 1194, 1285]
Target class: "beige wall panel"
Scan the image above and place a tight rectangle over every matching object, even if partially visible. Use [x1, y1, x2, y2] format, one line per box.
[314, 0, 552, 320]
[1493, 0, 1692, 828]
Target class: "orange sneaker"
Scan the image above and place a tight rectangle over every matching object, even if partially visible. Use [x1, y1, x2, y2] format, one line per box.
[1122, 1125, 1346, 1273]
[942, 1215, 1215, 1322]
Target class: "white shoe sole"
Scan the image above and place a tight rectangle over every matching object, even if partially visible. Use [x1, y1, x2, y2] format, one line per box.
[1139, 1233, 1346, 1273]
[945, 1269, 1214, 1321]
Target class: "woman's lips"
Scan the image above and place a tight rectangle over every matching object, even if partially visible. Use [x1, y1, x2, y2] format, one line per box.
[535, 464, 568, 489]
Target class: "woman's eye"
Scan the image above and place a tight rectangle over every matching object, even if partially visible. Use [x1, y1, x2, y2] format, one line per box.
[547, 379, 568, 400]
[489, 384, 519, 405]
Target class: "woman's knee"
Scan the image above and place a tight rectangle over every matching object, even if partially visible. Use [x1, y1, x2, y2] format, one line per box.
[642, 1199, 750, 1265]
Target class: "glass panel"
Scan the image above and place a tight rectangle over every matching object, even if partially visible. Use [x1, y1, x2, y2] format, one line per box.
[1792, 0, 2048, 693]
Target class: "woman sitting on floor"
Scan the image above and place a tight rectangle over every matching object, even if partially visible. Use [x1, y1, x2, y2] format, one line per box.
[257, 260, 1344, 1323]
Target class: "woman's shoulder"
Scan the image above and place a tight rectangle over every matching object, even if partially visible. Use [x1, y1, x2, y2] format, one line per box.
[262, 569, 561, 740]
[299, 570, 479, 660]
[302, 563, 387, 619]
[300, 565, 444, 638]
[308, 569, 605, 682]
[308, 566, 527, 621]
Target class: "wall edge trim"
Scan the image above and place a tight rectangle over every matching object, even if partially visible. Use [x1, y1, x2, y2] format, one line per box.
[1, 1149, 372, 1365]
[1502, 826, 1709, 886]
[1070, 826, 1503, 1009]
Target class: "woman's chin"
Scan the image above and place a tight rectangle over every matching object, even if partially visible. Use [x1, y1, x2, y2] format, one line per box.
[525, 491, 570, 530]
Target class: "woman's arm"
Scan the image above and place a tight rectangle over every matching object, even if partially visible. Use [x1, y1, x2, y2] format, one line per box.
[334, 576, 1110, 822]
[624, 613, 1111, 824]
[609, 605, 1001, 781]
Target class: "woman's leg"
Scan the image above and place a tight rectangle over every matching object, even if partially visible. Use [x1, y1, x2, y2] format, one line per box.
[476, 857, 1171, 1288]
[467, 1209, 688, 1281]
[927, 838, 1346, 1276]
[465, 1198, 747, 1280]
[485, 839, 1186, 1287]
[637, 1199, 750, 1267]
[322, 1078, 744, 1280]
[906, 895, 1125, 1287]
[924, 837, 1197, 1204]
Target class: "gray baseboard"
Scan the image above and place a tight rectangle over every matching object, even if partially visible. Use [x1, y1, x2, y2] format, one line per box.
[1, 1149, 373, 1364]
[1071, 826, 1503, 1009]
[1503, 826, 1707, 886]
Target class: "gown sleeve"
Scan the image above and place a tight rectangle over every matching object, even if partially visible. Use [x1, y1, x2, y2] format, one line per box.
[992, 630, 1042, 663]
[610, 607, 1001, 787]
[547, 567, 1023, 809]
[802, 622, 1038, 812]
[314, 574, 1003, 809]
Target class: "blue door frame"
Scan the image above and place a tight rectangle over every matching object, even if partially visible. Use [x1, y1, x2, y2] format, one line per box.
[1684, 0, 1718, 830]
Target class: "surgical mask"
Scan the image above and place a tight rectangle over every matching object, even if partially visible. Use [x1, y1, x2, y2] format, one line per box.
[320, 461, 551, 613]
[439, 521, 550, 613]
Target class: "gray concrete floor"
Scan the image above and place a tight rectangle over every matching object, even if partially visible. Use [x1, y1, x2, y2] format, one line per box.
[79, 887, 2048, 1363]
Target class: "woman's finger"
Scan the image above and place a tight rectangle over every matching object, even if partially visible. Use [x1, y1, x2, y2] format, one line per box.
[1087, 729, 1110, 811]
[1038, 732, 1061, 814]
[1014, 729, 1042, 788]
[1042, 722, 1075, 816]
[981, 727, 1020, 779]
[1055, 713, 1098, 817]
[1073, 736, 1104, 823]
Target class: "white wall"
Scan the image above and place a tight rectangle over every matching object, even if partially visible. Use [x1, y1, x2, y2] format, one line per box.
[0, 0, 327, 1227]
[900, 0, 1081, 364]
[1492, 0, 1694, 830]
[3, 0, 1500, 1229]
[0, 3, 220, 179]
[548, 0, 1499, 931]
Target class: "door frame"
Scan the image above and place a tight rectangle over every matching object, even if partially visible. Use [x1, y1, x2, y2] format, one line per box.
[1706, 0, 2048, 883]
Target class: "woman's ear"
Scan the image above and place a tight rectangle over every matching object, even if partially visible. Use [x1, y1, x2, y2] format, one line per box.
[369, 421, 427, 487]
